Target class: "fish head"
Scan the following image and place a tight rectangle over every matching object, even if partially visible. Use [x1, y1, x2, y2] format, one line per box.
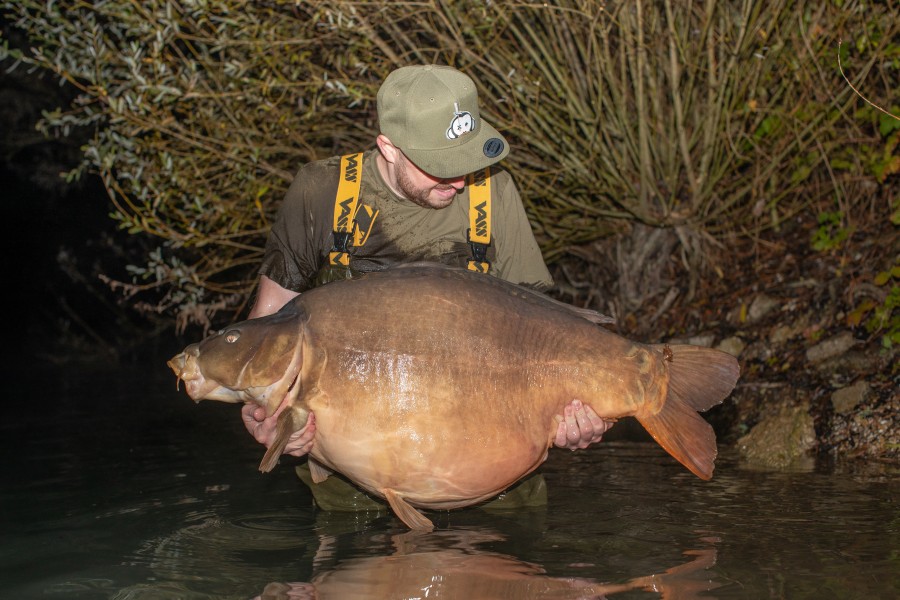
[167, 305, 306, 416]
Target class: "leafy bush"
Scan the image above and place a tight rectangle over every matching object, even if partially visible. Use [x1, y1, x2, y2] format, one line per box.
[1, 0, 896, 332]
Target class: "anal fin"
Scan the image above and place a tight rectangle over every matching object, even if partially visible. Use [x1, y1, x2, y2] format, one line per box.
[383, 488, 434, 531]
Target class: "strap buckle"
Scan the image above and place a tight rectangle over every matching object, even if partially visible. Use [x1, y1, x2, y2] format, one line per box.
[467, 229, 490, 273]
[329, 231, 352, 266]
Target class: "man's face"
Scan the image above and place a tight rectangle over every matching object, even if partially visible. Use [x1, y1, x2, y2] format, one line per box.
[395, 152, 466, 209]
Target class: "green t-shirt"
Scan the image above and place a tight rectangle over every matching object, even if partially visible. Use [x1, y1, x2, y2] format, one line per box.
[258, 149, 554, 292]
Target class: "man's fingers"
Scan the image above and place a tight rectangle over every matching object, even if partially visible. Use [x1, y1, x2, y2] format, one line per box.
[565, 405, 581, 444]
[285, 441, 313, 457]
[581, 403, 609, 443]
[572, 400, 594, 441]
[554, 419, 568, 448]
[283, 412, 316, 456]
[551, 400, 614, 450]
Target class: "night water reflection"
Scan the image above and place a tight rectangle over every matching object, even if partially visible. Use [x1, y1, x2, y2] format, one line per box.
[1, 362, 896, 599]
[250, 528, 720, 599]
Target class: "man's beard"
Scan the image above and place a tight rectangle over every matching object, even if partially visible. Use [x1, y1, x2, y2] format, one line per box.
[396, 156, 458, 208]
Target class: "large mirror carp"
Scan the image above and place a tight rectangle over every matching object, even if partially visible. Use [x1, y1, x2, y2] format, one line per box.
[169, 264, 740, 531]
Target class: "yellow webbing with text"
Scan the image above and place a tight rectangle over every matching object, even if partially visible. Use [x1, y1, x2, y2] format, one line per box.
[329, 153, 364, 266]
[466, 167, 492, 273]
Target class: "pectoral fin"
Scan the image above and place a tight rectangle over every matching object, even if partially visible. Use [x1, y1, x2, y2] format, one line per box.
[258, 408, 295, 473]
[308, 457, 332, 484]
[383, 488, 434, 531]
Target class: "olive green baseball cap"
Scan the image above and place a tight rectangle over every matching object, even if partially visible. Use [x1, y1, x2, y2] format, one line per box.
[377, 65, 509, 179]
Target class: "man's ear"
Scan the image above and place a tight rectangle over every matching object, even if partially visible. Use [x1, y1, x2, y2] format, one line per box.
[376, 134, 400, 165]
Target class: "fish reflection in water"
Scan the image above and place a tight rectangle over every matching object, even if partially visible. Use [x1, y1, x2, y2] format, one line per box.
[253, 528, 721, 600]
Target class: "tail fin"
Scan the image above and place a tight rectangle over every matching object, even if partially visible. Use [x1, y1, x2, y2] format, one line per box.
[636, 345, 740, 480]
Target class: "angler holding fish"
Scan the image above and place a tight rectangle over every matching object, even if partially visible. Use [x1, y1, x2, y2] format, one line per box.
[169, 65, 741, 529]
[169, 264, 740, 531]
[236, 65, 614, 510]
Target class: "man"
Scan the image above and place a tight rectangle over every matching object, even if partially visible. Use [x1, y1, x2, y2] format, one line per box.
[242, 65, 612, 509]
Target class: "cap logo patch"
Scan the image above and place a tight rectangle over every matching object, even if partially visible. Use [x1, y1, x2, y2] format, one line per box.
[483, 138, 505, 158]
[446, 102, 475, 140]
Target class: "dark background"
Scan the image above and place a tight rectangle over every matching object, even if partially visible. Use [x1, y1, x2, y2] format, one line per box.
[1, 21, 180, 367]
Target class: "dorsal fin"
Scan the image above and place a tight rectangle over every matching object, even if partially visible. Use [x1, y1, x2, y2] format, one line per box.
[377, 262, 616, 326]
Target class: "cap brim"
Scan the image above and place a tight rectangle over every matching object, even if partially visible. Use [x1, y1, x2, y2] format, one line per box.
[402, 121, 509, 179]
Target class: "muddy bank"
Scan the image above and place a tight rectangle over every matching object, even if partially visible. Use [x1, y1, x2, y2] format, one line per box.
[555, 212, 898, 469]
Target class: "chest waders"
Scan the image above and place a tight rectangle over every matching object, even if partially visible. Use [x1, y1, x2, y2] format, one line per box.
[314, 152, 377, 286]
[326, 153, 493, 276]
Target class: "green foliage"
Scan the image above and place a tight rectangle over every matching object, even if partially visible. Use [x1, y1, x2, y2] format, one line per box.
[830, 12, 900, 185]
[870, 264, 900, 348]
[810, 210, 852, 252]
[2, 0, 386, 329]
[1, 0, 897, 331]
[847, 261, 900, 349]
[835, 106, 900, 183]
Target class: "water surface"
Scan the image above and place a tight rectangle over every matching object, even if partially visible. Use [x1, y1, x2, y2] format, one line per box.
[1, 361, 896, 599]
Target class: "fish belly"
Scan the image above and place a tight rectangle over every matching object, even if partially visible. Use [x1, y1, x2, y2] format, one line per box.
[294, 266, 660, 508]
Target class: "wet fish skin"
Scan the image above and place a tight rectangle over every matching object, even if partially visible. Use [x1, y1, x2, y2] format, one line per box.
[168, 307, 304, 411]
[169, 264, 740, 531]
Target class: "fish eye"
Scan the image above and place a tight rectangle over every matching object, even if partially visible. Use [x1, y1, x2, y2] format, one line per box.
[224, 330, 241, 343]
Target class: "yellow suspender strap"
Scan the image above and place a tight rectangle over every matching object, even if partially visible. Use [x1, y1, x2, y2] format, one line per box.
[329, 152, 364, 267]
[466, 167, 492, 273]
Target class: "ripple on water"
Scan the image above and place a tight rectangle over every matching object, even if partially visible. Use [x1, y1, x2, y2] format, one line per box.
[114, 510, 318, 599]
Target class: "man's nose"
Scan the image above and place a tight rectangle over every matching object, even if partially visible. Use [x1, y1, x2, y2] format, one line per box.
[442, 175, 466, 190]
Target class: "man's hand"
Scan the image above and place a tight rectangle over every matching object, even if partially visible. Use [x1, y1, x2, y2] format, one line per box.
[241, 397, 606, 456]
[241, 403, 316, 457]
[554, 399, 613, 450]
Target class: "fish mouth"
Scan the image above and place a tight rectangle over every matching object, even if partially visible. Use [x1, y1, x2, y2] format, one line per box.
[167, 345, 221, 402]
[167, 350, 193, 393]
[167, 346, 299, 407]
[167, 353, 188, 388]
